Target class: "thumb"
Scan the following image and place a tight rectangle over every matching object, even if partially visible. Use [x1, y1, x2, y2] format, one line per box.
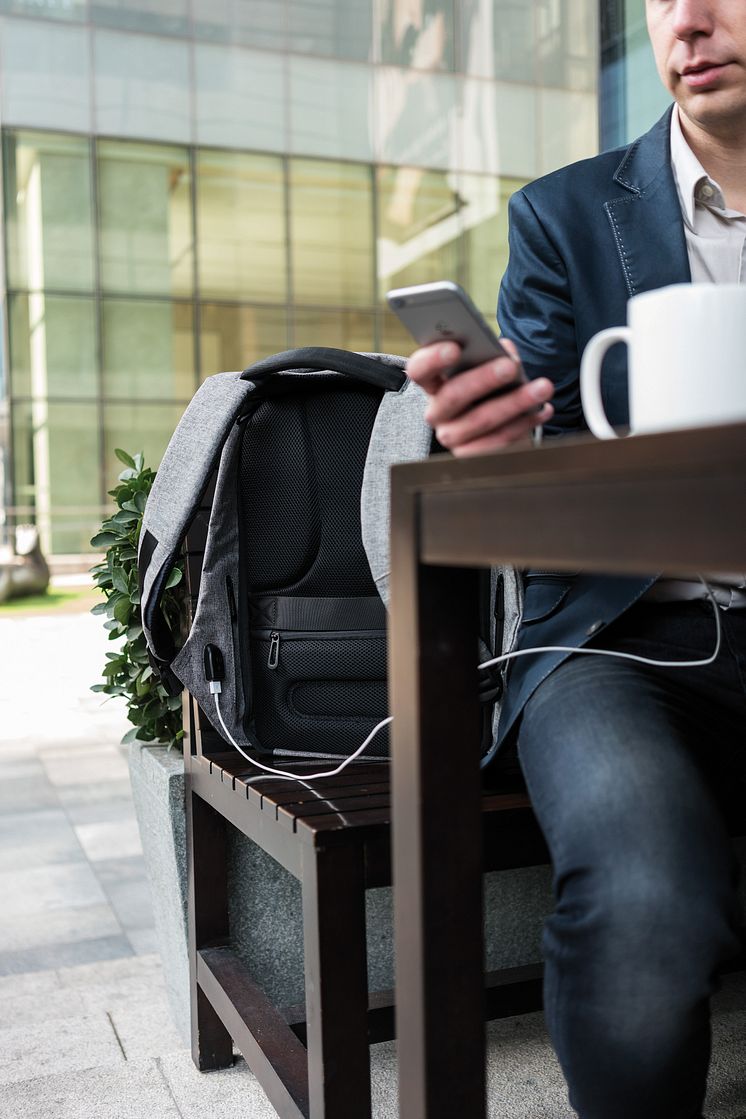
[498, 337, 523, 367]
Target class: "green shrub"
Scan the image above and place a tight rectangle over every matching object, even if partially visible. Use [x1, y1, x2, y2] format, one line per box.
[90, 449, 185, 749]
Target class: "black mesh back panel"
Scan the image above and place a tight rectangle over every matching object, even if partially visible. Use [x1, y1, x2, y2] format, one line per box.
[238, 384, 380, 596]
[237, 381, 389, 756]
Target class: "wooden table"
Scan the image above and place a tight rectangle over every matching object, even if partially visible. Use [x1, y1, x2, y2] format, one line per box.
[388, 422, 746, 1119]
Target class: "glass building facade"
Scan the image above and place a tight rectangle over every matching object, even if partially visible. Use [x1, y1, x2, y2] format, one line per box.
[0, 0, 662, 555]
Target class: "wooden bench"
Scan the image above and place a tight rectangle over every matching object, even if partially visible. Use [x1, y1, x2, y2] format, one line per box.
[184, 710, 549, 1119]
[181, 475, 550, 1119]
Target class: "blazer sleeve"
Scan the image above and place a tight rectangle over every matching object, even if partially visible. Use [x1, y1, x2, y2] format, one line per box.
[497, 188, 585, 437]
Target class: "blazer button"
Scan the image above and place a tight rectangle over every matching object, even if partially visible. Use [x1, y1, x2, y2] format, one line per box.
[586, 620, 603, 636]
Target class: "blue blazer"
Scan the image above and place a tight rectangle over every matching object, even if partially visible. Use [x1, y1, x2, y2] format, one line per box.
[495, 106, 692, 747]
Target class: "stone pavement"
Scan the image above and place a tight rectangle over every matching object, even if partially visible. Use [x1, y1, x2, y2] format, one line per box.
[0, 600, 744, 1118]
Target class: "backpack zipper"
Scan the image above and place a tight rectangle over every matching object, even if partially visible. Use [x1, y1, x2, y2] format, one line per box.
[267, 631, 280, 669]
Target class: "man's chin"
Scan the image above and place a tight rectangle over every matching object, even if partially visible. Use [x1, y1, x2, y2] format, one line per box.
[676, 88, 746, 136]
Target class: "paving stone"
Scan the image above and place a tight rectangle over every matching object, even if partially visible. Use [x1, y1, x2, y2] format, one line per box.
[0, 1012, 124, 1086]
[0, 969, 61, 998]
[56, 952, 162, 989]
[0, 903, 123, 953]
[158, 1051, 281, 1119]
[0, 809, 84, 871]
[40, 745, 130, 788]
[105, 992, 185, 1060]
[74, 818, 143, 863]
[126, 927, 161, 956]
[94, 857, 154, 930]
[64, 800, 143, 828]
[55, 780, 134, 809]
[1, 986, 87, 1027]
[0, 1058, 181, 1119]
[0, 862, 109, 919]
[0, 935, 133, 976]
[0, 776, 59, 814]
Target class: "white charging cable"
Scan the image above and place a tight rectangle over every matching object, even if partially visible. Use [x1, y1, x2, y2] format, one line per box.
[210, 579, 721, 783]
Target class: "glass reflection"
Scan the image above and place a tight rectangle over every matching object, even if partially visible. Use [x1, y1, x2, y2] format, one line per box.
[377, 165, 461, 296]
[8, 294, 98, 399]
[3, 131, 95, 293]
[196, 151, 287, 302]
[98, 141, 193, 297]
[289, 159, 374, 306]
[102, 299, 195, 400]
[292, 308, 375, 352]
[199, 303, 289, 375]
[378, 0, 454, 71]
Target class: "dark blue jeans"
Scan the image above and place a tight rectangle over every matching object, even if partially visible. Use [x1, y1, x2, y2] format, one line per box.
[516, 600, 746, 1119]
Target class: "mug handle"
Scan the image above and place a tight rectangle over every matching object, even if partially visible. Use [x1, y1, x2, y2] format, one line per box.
[579, 326, 631, 439]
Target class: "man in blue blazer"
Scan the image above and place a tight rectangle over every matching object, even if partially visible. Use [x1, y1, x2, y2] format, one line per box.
[407, 2, 746, 1115]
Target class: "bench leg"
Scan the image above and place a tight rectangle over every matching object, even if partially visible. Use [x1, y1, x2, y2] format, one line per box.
[302, 844, 371, 1119]
[186, 780, 234, 1071]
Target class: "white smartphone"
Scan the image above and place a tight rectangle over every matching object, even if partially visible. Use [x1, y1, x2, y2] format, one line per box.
[386, 280, 509, 376]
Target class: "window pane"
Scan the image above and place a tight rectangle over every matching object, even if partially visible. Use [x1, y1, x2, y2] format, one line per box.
[288, 0, 373, 62]
[3, 131, 95, 293]
[194, 44, 286, 153]
[0, 0, 86, 21]
[196, 151, 287, 302]
[289, 160, 373, 306]
[377, 165, 461, 297]
[538, 89, 598, 176]
[102, 300, 195, 400]
[0, 19, 91, 131]
[459, 0, 538, 82]
[377, 0, 454, 71]
[192, 0, 285, 50]
[458, 175, 524, 318]
[537, 0, 598, 92]
[90, 0, 190, 36]
[289, 57, 373, 162]
[8, 294, 97, 399]
[375, 68, 458, 170]
[380, 309, 415, 358]
[103, 402, 186, 489]
[200, 303, 289, 376]
[98, 141, 194, 297]
[292, 308, 375, 352]
[12, 400, 101, 554]
[94, 30, 191, 142]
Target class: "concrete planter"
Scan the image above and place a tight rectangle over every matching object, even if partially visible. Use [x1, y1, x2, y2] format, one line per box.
[129, 743, 555, 1044]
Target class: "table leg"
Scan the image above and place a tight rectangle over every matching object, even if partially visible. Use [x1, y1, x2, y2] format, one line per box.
[390, 484, 485, 1119]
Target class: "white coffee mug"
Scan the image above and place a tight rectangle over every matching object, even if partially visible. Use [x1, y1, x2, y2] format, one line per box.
[579, 283, 746, 439]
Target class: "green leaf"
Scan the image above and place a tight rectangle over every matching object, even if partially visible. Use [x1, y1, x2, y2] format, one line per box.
[90, 532, 119, 548]
[90, 601, 109, 616]
[113, 509, 139, 525]
[164, 567, 183, 589]
[90, 683, 110, 693]
[126, 624, 143, 641]
[133, 452, 144, 473]
[133, 490, 147, 513]
[115, 448, 136, 469]
[111, 567, 129, 595]
[118, 468, 137, 482]
[121, 727, 141, 744]
[113, 597, 132, 625]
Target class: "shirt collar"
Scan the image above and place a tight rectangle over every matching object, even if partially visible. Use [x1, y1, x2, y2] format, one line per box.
[669, 105, 726, 227]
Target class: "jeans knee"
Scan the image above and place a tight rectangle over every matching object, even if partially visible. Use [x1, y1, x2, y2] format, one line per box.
[547, 861, 739, 987]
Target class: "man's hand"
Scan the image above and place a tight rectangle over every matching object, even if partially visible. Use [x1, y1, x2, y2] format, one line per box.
[406, 338, 554, 457]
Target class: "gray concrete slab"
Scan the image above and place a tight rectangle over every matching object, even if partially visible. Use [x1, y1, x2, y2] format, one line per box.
[0, 1013, 124, 1086]
[0, 936, 134, 976]
[0, 808, 84, 871]
[0, 1059, 182, 1119]
[158, 1052, 281, 1119]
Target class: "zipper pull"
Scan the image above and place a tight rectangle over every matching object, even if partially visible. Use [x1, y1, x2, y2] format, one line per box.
[267, 631, 280, 670]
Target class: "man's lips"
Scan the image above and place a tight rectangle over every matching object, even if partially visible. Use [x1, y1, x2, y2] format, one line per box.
[680, 61, 733, 88]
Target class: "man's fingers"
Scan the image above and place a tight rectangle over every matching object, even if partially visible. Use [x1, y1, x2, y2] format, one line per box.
[435, 377, 554, 449]
[449, 402, 554, 458]
[405, 342, 462, 395]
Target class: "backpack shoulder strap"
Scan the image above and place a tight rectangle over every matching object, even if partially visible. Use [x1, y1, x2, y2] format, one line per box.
[138, 370, 254, 681]
[243, 347, 406, 391]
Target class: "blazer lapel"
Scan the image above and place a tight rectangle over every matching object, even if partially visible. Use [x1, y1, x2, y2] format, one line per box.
[604, 108, 691, 298]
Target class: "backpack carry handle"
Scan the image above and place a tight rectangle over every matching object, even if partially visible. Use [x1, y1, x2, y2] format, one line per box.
[243, 347, 406, 392]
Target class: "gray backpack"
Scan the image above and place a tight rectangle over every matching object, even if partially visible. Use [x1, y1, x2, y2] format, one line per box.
[138, 347, 521, 761]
